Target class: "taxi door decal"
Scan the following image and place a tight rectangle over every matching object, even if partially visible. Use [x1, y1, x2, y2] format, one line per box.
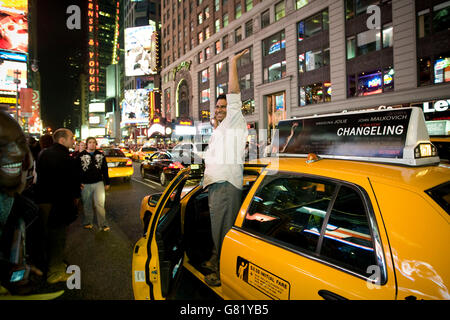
[236, 256, 290, 300]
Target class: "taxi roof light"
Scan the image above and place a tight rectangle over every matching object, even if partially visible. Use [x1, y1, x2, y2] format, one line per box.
[274, 107, 440, 166]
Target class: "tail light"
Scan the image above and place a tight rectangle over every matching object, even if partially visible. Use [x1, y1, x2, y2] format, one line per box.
[126, 159, 132, 166]
[168, 162, 184, 169]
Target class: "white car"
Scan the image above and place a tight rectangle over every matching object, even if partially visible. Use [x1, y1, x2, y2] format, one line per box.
[171, 142, 208, 159]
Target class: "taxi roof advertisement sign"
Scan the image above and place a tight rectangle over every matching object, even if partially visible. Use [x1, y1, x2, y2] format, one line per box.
[277, 108, 412, 159]
[0, 0, 28, 53]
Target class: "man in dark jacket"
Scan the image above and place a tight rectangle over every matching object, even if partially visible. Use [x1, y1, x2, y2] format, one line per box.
[35, 128, 81, 284]
[77, 137, 111, 231]
[0, 110, 46, 295]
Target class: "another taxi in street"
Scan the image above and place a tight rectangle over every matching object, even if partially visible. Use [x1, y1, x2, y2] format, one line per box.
[132, 146, 158, 162]
[132, 107, 449, 300]
[102, 147, 134, 182]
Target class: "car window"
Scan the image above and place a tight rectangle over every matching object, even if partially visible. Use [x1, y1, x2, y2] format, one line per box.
[103, 149, 125, 157]
[242, 175, 336, 253]
[182, 144, 192, 150]
[426, 181, 450, 215]
[195, 144, 208, 151]
[143, 147, 157, 152]
[158, 153, 171, 160]
[320, 185, 377, 276]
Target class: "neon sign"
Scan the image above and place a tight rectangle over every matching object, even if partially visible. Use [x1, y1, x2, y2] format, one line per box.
[367, 77, 381, 88]
[88, 0, 99, 93]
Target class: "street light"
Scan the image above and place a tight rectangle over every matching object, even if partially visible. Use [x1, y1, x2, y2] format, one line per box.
[13, 69, 21, 122]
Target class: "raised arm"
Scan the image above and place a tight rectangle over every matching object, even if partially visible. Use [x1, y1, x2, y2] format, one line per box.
[228, 49, 249, 94]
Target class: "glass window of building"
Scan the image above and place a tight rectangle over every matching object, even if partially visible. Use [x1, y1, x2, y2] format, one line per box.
[323, 48, 330, 66]
[432, 1, 450, 33]
[198, 31, 203, 44]
[235, 3, 242, 19]
[356, 29, 381, 56]
[201, 68, 209, 83]
[298, 10, 329, 41]
[299, 82, 331, 105]
[417, 8, 431, 38]
[216, 83, 228, 96]
[204, 6, 210, 20]
[215, 40, 222, 54]
[262, 30, 286, 56]
[235, 26, 242, 43]
[237, 46, 252, 67]
[241, 99, 255, 115]
[275, 1, 285, 21]
[347, 67, 395, 97]
[298, 53, 305, 73]
[296, 0, 308, 10]
[223, 13, 229, 27]
[346, 36, 356, 59]
[305, 50, 323, 71]
[264, 60, 286, 83]
[239, 73, 253, 90]
[245, 20, 253, 37]
[434, 55, 450, 84]
[198, 0, 203, 5]
[198, 12, 203, 25]
[215, 18, 221, 33]
[215, 0, 220, 11]
[205, 26, 211, 39]
[246, 0, 253, 12]
[261, 9, 270, 29]
[216, 59, 228, 77]
[206, 46, 212, 59]
[345, 0, 379, 19]
[200, 88, 210, 103]
[382, 23, 393, 48]
[198, 51, 204, 63]
[223, 35, 229, 49]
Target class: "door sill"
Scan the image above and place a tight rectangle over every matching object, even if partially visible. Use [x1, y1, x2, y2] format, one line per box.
[183, 255, 225, 299]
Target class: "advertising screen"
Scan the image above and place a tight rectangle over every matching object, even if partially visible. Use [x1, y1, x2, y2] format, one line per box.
[125, 25, 157, 76]
[0, 59, 26, 91]
[0, 0, 28, 53]
[276, 108, 412, 159]
[121, 89, 150, 125]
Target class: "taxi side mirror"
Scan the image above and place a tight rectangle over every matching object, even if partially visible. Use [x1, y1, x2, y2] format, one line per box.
[148, 192, 162, 207]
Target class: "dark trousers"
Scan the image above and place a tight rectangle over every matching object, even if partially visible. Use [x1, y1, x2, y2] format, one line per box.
[208, 182, 242, 261]
[38, 204, 67, 274]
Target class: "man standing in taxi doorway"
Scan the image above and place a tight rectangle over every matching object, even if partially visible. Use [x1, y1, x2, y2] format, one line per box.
[202, 49, 249, 286]
[77, 137, 111, 232]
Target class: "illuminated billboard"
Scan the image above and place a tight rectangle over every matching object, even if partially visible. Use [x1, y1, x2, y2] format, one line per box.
[0, 0, 28, 53]
[125, 25, 158, 76]
[0, 59, 26, 91]
[121, 89, 150, 125]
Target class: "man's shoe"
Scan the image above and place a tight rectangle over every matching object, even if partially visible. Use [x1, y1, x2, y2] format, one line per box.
[83, 224, 93, 229]
[204, 272, 221, 287]
[102, 226, 110, 232]
[201, 260, 218, 272]
[47, 271, 71, 284]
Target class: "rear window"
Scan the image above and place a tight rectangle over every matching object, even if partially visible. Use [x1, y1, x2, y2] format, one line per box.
[143, 147, 157, 152]
[426, 182, 450, 214]
[103, 149, 125, 157]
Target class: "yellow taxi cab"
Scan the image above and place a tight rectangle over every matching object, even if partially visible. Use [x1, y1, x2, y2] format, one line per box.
[120, 146, 133, 158]
[132, 146, 158, 162]
[132, 107, 450, 300]
[102, 147, 134, 182]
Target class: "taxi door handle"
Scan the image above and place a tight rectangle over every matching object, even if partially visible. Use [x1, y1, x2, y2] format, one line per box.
[318, 290, 347, 300]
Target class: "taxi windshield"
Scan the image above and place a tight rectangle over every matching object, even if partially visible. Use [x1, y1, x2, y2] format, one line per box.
[426, 182, 450, 215]
[103, 149, 125, 157]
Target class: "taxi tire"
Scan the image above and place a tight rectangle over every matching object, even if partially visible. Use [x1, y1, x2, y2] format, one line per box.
[160, 172, 167, 186]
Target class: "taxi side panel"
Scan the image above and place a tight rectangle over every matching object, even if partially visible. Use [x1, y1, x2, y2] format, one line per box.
[370, 181, 450, 300]
[221, 170, 397, 300]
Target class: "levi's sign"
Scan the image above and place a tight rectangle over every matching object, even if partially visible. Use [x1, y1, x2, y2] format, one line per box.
[276, 109, 412, 159]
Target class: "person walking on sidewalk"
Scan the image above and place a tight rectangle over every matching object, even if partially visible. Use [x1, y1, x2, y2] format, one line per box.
[77, 137, 111, 231]
[202, 49, 249, 287]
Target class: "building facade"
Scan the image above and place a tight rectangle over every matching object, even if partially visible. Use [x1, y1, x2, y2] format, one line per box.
[160, 0, 450, 142]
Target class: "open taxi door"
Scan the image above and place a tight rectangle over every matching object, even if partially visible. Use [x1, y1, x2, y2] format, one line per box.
[132, 168, 190, 300]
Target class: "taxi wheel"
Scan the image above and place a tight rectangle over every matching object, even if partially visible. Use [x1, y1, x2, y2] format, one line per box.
[160, 172, 167, 186]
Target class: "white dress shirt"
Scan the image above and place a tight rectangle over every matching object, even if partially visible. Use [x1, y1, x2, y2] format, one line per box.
[203, 93, 248, 190]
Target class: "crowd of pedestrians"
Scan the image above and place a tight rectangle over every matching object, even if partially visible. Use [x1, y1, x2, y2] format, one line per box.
[0, 110, 111, 297]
